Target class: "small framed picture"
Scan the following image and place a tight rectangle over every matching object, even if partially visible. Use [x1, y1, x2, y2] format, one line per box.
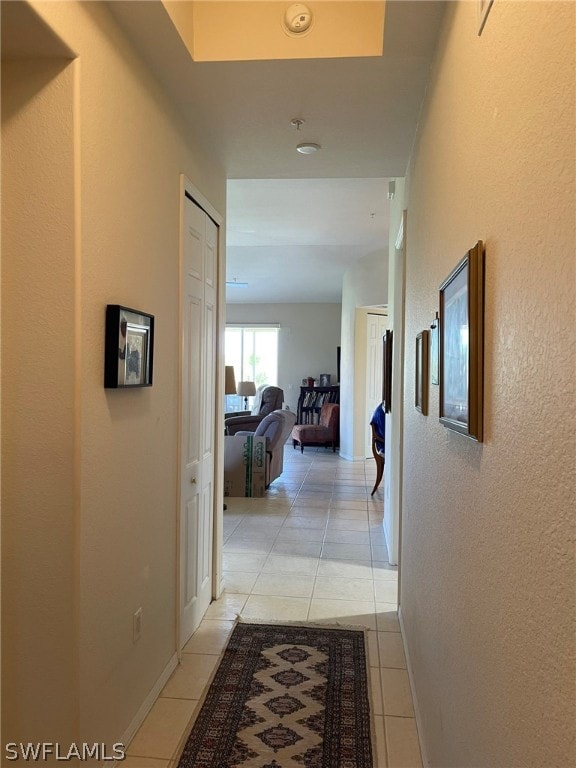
[439, 241, 484, 440]
[415, 330, 429, 415]
[382, 329, 393, 414]
[105, 305, 154, 388]
[430, 312, 439, 386]
[319, 373, 331, 387]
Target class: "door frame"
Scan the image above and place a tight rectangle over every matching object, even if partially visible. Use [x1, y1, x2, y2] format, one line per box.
[176, 175, 225, 657]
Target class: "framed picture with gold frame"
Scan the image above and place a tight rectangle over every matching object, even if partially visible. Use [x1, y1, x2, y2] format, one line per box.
[415, 330, 429, 415]
[439, 241, 484, 441]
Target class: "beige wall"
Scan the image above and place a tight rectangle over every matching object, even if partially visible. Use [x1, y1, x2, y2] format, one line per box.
[225, 303, 341, 414]
[2, 0, 225, 752]
[401, 2, 575, 766]
[2, 56, 78, 748]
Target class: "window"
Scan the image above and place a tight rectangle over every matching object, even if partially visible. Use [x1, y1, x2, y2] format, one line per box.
[225, 326, 279, 412]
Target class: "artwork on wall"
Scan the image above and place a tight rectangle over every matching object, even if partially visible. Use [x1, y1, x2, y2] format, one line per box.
[382, 329, 393, 414]
[430, 311, 440, 386]
[478, 0, 494, 35]
[104, 305, 154, 388]
[439, 241, 484, 441]
[415, 330, 429, 415]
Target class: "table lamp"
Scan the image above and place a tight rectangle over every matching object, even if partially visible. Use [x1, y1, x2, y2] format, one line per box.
[225, 366, 237, 395]
[237, 381, 256, 410]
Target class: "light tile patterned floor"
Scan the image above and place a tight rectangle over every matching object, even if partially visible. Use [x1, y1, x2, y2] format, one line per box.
[126, 447, 422, 768]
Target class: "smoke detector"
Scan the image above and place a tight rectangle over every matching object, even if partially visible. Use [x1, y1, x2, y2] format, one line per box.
[283, 3, 313, 35]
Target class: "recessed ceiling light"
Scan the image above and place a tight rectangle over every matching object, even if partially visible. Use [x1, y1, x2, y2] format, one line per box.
[296, 142, 321, 154]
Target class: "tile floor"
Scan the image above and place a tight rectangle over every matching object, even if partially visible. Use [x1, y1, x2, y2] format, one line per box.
[125, 447, 423, 768]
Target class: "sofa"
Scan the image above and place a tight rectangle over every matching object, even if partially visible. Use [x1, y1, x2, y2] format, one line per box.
[225, 385, 284, 435]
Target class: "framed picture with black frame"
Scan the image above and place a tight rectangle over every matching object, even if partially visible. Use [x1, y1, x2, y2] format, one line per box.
[382, 329, 393, 414]
[104, 304, 154, 388]
[439, 241, 484, 440]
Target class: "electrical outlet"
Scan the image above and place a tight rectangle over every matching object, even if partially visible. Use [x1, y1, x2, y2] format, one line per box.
[133, 607, 142, 643]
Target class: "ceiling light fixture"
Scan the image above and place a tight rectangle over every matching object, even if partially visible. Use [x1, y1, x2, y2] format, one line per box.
[296, 142, 321, 154]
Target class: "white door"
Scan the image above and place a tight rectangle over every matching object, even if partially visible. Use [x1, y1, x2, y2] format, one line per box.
[180, 193, 218, 646]
[365, 313, 388, 457]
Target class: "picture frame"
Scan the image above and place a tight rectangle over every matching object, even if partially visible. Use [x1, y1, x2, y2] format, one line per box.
[430, 312, 439, 386]
[478, 0, 494, 35]
[415, 330, 429, 415]
[382, 329, 393, 414]
[104, 305, 154, 388]
[319, 373, 331, 387]
[439, 241, 484, 441]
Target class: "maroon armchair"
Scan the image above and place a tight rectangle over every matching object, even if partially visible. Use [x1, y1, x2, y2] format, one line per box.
[291, 403, 339, 453]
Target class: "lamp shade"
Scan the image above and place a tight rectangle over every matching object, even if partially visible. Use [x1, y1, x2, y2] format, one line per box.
[237, 381, 256, 397]
[224, 366, 237, 395]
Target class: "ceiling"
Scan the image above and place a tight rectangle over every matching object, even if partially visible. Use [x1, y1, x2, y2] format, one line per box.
[108, 1, 446, 303]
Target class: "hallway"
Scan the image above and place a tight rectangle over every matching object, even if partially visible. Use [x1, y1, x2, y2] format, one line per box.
[125, 448, 421, 767]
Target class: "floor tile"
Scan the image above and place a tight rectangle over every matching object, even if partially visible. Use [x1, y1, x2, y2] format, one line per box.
[222, 552, 268, 572]
[263, 553, 319, 575]
[321, 542, 373, 561]
[282, 516, 328, 530]
[373, 715, 388, 768]
[204, 592, 248, 620]
[223, 538, 275, 554]
[370, 665, 383, 716]
[313, 576, 375, 602]
[182, 620, 234, 655]
[376, 603, 401, 632]
[385, 716, 422, 768]
[324, 529, 371, 545]
[276, 527, 326, 543]
[127, 698, 197, 760]
[161, 653, 220, 700]
[378, 632, 407, 669]
[271, 540, 323, 557]
[252, 572, 315, 598]
[373, 561, 398, 581]
[375, 580, 398, 603]
[222, 571, 259, 594]
[308, 598, 376, 629]
[317, 559, 373, 579]
[326, 518, 370, 532]
[381, 668, 415, 718]
[242, 594, 310, 621]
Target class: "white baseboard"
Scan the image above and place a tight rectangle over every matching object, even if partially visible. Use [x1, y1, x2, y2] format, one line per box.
[108, 652, 179, 766]
[398, 606, 429, 768]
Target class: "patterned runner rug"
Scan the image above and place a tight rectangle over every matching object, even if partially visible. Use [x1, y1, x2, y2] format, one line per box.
[176, 622, 374, 767]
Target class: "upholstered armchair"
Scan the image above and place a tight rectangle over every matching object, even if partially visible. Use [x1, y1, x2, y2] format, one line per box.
[291, 403, 340, 453]
[235, 409, 297, 486]
[225, 385, 284, 435]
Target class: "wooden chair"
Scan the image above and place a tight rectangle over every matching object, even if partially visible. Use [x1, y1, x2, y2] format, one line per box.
[370, 422, 385, 495]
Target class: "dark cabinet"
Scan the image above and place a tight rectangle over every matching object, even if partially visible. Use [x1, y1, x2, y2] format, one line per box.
[296, 385, 340, 424]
